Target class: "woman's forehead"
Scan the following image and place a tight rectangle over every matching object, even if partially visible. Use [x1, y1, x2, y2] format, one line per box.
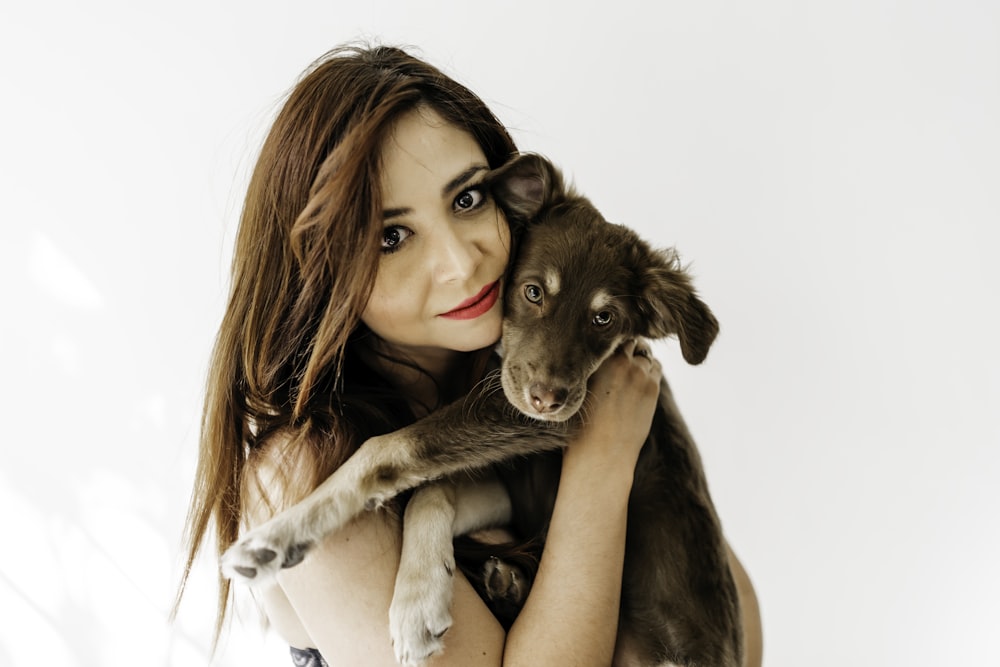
[379, 107, 488, 205]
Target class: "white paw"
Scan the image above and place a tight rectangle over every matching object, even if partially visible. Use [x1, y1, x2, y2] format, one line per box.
[220, 519, 314, 586]
[389, 560, 455, 666]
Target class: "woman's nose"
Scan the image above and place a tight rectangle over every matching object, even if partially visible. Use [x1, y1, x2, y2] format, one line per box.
[432, 225, 480, 283]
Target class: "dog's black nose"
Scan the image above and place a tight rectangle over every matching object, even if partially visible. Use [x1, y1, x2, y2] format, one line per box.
[529, 384, 568, 413]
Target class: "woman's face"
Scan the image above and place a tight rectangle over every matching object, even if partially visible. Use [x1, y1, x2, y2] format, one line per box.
[361, 106, 511, 370]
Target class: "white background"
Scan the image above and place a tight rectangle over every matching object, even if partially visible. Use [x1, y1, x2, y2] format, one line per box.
[1, 1, 997, 666]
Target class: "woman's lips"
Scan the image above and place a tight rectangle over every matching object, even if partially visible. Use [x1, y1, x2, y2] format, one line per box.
[439, 281, 501, 320]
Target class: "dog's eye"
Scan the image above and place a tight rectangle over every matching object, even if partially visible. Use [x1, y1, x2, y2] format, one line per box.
[524, 284, 543, 304]
[593, 311, 614, 327]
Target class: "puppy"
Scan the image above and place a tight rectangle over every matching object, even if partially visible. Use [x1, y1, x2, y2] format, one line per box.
[223, 153, 742, 667]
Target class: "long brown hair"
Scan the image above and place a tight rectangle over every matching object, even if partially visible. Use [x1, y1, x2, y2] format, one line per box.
[173, 43, 518, 647]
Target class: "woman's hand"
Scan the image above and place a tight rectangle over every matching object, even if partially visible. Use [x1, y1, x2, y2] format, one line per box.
[573, 338, 663, 469]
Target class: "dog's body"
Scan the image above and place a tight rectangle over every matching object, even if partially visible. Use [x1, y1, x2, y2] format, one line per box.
[223, 154, 742, 666]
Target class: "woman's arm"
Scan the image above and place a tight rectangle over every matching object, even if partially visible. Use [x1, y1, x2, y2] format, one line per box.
[501, 340, 662, 666]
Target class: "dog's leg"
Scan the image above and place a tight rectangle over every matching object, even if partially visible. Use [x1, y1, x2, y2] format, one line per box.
[222, 389, 572, 585]
[390, 473, 514, 664]
[390, 481, 458, 666]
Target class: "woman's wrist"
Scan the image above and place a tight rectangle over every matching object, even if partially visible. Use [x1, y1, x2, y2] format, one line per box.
[559, 439, 637, 509]
[563, 427, 641, 489]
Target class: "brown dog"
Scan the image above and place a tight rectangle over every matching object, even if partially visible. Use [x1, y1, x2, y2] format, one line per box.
[222, 153, 742, 666]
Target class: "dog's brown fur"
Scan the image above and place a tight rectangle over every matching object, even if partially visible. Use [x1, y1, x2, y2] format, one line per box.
[222, 154, 742, 666]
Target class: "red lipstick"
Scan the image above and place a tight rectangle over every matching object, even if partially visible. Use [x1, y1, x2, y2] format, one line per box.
[440, 281, 501, 320]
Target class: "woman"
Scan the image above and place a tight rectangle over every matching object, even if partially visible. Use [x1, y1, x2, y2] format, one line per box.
[175, 44, 762, 666]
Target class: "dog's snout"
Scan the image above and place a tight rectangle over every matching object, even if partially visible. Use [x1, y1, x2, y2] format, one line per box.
[528, 383, 568, 414]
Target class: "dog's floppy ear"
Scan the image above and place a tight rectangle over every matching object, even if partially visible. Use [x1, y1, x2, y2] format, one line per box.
[487, 153, 565, 221]
[636, 248, 719, 365]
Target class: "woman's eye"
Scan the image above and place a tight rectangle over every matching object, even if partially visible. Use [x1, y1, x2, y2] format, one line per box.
[593, 311, 614, 326]
[381, 225, 412, 253]
[454, 188, 485, 211]
[524, 284, 543, 304]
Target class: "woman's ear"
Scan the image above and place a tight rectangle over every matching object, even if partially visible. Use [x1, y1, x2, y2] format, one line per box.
[488, 153, 565, 221]
[636, 248, 719, 365]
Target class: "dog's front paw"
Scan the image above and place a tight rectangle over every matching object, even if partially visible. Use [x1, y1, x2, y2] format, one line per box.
[389, 560, 455, 666]
[221, 520, 315, 586]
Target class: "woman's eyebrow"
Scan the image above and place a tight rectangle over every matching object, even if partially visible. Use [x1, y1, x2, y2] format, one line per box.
[442, 164, 489, 196]
[383, 164, 490, 220]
